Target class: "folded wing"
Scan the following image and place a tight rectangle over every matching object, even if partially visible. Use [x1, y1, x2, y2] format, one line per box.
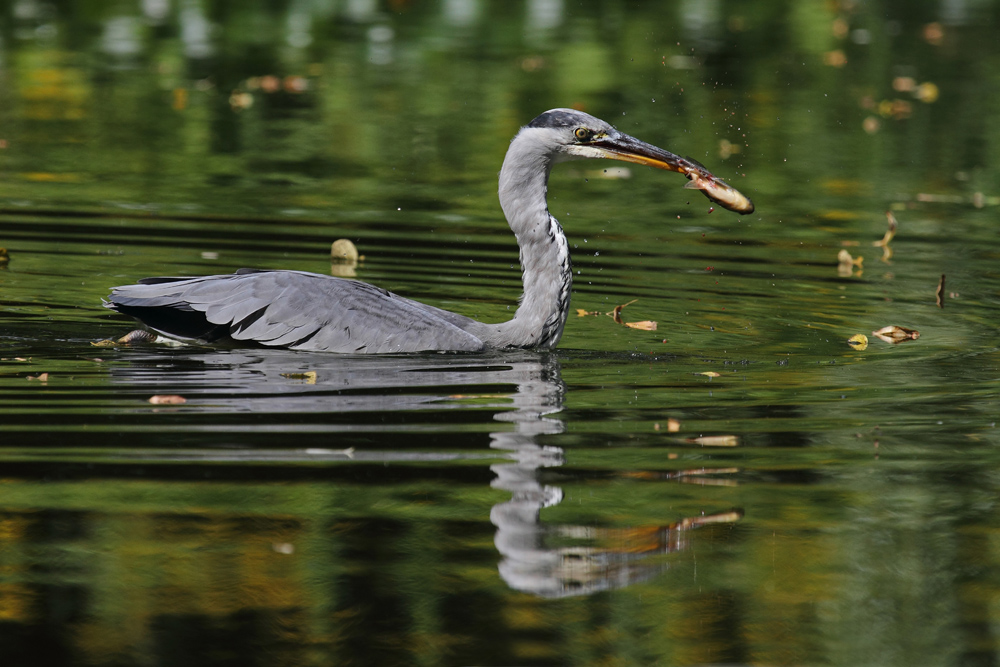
[105, 269, 486, 353]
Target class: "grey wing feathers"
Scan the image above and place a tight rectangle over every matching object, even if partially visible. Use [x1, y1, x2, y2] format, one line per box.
[106, 270, 486, 353]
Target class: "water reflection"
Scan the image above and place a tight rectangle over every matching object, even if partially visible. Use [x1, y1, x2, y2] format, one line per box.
[108, 348, 739, 597]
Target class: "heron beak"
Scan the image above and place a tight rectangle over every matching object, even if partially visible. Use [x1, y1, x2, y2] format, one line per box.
[590, 133, 689, 174]
[589, 133, 755, 215]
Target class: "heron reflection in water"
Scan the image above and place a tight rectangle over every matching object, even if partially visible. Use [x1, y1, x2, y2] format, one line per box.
[106, 109, 754, 353]
[109, 349, 743, 598]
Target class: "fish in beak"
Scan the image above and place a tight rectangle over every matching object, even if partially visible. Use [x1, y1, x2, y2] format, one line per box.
[582, 132, 755, 215]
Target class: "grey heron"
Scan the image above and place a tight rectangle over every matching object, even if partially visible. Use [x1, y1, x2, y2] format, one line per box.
[105, 108, 753, 353]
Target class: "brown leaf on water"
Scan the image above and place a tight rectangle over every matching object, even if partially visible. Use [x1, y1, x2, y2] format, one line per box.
[91, 339, 117, 347]
[874, 211, 898, 247]
[847, 334, 869, 350]
[149, 394, 186, 405]
[607, 299, 638, 324]
[576, 308, 601, 317]
[837, 249, 863, 276]
[935, 274, 946, 308]
[697, 371, 721, 378]
[598, 299, 658, 330]
[27, 373, 49, 382]
[625, 320, 658, 331]
[687, 435, 739, 447]
[872, 325, 920, 344]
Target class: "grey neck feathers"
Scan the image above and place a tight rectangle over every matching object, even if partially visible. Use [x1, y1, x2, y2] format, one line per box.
[473, 129, 573, 349]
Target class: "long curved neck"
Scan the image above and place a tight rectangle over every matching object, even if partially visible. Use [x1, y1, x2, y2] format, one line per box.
[477, 131, 572, 349]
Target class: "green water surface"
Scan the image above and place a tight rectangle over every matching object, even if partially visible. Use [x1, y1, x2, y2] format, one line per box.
[1, 1, 999, 665]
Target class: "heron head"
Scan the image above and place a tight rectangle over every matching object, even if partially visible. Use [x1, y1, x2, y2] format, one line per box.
[526, 108, 689, 172]
[523, 108, 754, 214]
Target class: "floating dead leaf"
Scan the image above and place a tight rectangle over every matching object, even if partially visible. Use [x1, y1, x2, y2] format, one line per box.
[667, 418, 681, 432]
[148, 394, 186, 405]
[847, 334, 869, 350]
[874, 211, 898, 247]
[330, 238, 360, 263]
[27, 373, 49, 382]
[608, 299, 637, 324]
[330, 239, 362, 278]
[576, 308, 601, 317]
[0, 247, 9, 265]
[597, 299, 658, 331]
[91, 339, 117, 347]
[687, 435, 739, 447]
[935, 274, 946, 308]
[697, 371, 721, 378]
[837, 249, 863, 276]
[281, 371, 317, 384]
[625, 320, 657, 331]
[872, 325, 920, 344]
[677, 509, 744, 529]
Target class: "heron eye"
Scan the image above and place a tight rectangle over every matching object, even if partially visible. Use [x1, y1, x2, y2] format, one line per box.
[574, 127, 592, 141]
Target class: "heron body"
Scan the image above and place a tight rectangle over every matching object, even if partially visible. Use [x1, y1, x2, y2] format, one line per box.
[106, 109, 753, 353]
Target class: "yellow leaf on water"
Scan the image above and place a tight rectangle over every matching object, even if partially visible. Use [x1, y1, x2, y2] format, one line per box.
[847, 334, 869, 350]
[698, 371, 721, 378]
[625, 320, 658, 331]
[281, 371, 317, 384]
[330, 238, 360, 263]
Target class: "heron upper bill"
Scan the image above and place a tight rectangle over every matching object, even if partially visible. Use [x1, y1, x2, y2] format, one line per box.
[593, 134, 689, 175]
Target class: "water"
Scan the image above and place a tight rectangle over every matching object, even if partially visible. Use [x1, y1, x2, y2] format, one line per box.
[2, 2, 1000, 665]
